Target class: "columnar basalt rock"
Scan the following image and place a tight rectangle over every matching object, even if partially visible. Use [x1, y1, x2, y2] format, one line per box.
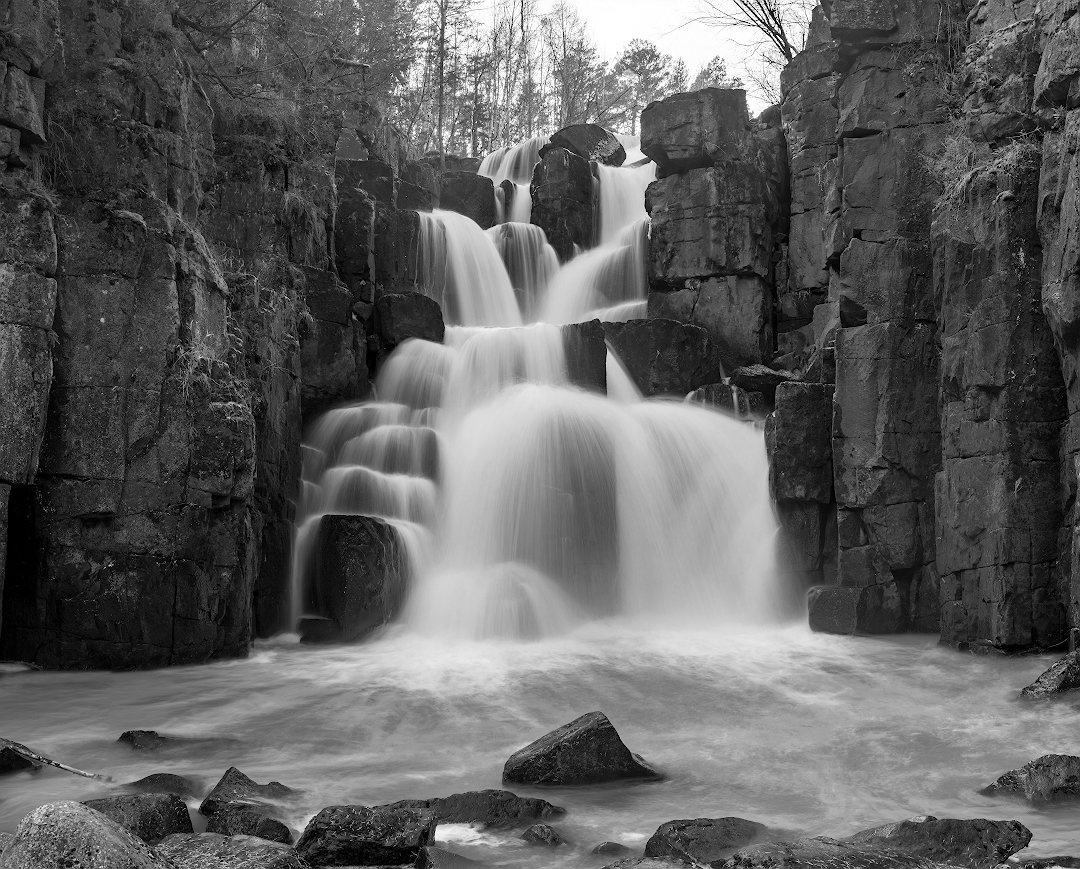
[642, 88, 785, 370]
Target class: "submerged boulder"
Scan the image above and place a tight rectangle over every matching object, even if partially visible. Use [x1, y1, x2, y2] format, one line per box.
[502, 711, 660, 786]
[295, 804, 436, 866]
[199, 767, 293, 817]
[842, 816, 1031, 868]
[981, 755, 1080, 803]
[522, 823, 564, 846]
[1, 801, 171, 869]
[1020, 652, 1080, 699]
[117, 730, 176, 752]
[645, 817, 769, 865]
[378, 789, 565, 828]
[543, 124, 626, 166]
[156, 832, 305, 868]
[126, 773, 201, 799]
[82, 793, 194, 844]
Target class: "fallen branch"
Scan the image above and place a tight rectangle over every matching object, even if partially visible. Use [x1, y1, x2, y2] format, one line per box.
[1, 737, 113, 782]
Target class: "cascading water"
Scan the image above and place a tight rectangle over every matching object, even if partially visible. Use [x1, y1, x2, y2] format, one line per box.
[293, 136, 789, 642]
[480, 134, 547, 225]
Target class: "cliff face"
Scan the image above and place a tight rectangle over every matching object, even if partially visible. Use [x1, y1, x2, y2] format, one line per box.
[0, 0, 374, 667]
[768, 0, 1080, 649]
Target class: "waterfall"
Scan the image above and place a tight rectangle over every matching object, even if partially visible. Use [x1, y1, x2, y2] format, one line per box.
[293, 134, 788, 641]
[479, 135, 547, 184]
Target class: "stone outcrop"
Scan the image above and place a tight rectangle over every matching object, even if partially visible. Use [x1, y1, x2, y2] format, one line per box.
[531, 147, 596, 262]
[645, 818, 769, 866]
[295, 804, 437, 866]
[543, 124, 626, 166]
[1020, 650, 1080, 698]
[602, 319, 722, 397]
[841, 816, 1031, 868]
[981, 754, 1080, 802]
[503, 711, 660, 786]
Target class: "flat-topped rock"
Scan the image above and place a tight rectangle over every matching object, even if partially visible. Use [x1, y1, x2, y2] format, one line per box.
[378, 788, 565, 828]
[126, 772, 201, 798]
[645, 817, 769, 865]
[503, 711, 660, 785]
[981, 755, 1080, 803]
[842, 816, 1031, 868]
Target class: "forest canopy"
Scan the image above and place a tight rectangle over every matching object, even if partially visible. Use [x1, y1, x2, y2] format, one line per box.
[170, 0, 750, 158]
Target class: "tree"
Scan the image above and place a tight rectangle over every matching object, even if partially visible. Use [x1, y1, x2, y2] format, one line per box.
[695, 0, 809, 65]
[690, 55, 743, 90]
[613, 39, 686, 134]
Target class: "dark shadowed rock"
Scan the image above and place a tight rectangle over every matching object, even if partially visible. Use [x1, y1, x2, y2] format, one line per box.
[645, 817, 769, 865]
[295, 804, 436, 866]
[0, 743, 37, 774]
[378, 789, 565, 829]
[199, 767, 293, 817]
[126, 773, 201, 799]
[1020, 652, 1080, 699]
[302, 515, 410, 644]
[531, 147, 595, 262]
[522, 823, 564, 845]
[1012, 859, 1080, 869]
[543, 124, 626, 166]
[439, 172, 496, 228]
[157, 832, 305, 868]
[765, 382, 833, 503]
[843, 816, 1031, 868]
[981, 755, 1080, 803]
[118, 730, 175, 752]
[375, 291, 445, 349]
[206, 805, 293, 844]
[562, 320, 607, 393]
[806, 585, 907, 635]
[1, 801, 172, 868]
[82, 793, 193, 844]
[730, 365, 798, 404]
[594, 842, 633, 856]
[602, 319, 720, 397]
[503, 711, 660, 786]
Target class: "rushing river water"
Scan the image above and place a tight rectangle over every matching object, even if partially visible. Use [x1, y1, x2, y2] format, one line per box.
[3, 627, 1079, 865]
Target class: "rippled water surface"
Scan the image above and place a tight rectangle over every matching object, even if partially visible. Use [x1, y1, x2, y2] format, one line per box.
[3, 625, 1079, 865]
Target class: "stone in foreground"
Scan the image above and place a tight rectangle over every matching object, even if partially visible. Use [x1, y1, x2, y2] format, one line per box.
[720, 838, 961, 869]
[842, 815, 1031, 868]
[604, 859, 695, 869]
[502, 711, 660, 785]
[156, 831, 305, 868]
[981, 755, 1080, 803]
[205, 804, 293, 844]
[1020, 652, 1080, 699]
[378, 789, 565, 828]
[199, 766, 293, 816]
[295, 804, 436, 866]
[82, 792, 194, 843]
[645, 817, 768, 865]
[1, 801, 171, 868]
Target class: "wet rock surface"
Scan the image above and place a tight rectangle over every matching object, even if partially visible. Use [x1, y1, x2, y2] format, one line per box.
[126, 774, 202, 799]
[295, 804, 436, 866]
[378, 789, 565, 829]
[544, 124, 626, 166]
[521, 823, 564, 845]
[156, 832, 305, 868]
[503, 711, 660, 785]
[645, 817, 769, 866]
[981, 755, 1080, 803]
[81, 793, 193, 844]
[1020, 652, 1080, 699]
[842, 816, 1031, 868]
[199, 767, 294, 817]
[205, 805, 293, 844]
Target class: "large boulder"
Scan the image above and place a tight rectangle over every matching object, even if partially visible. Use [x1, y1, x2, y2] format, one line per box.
[295, 804, 437, 866]
[645, 818, 769, 866]
[543, 124, 626, 166]
[602, 319, 721, 397]
[531, 147, 595, 262]
[981, 755, 1080, 803]
[300, 515, 410, 644]
[720, 838, 957, 869]
[374, 291, 445, 350]
[1020, 652, 1080, 699]
[502, 711, 660, 786]
[126, 773, 201, 798]
[439, 172, 496, 228]
[842, 816, 1031, 868]
[378, 789, 565, 829]
[81, 793, 194, 844]
[156, 832, 305, 868]
[1, 801, 172, 869]
[206, 805, 293, 844]
[199, 767, 294, 817]
[641, 88, 753, 176]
